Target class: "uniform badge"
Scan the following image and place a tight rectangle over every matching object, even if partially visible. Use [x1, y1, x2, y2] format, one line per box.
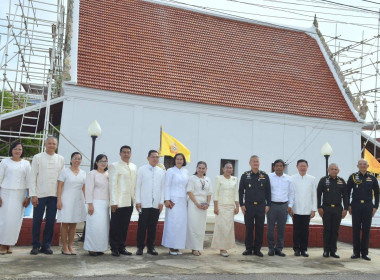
[325, 178, 330, 186]
[327, 188, 330, 192]
[249, 184, 251, 188]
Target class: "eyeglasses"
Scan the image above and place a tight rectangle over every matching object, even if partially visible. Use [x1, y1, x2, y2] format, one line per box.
[149, 156, 159, 159]
[99, 160, 108, 163]
[72, 158, 82, 161]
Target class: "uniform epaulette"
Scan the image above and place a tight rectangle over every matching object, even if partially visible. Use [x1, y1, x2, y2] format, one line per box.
[244, 171, 251, 175]
[259, 171, 267, 175]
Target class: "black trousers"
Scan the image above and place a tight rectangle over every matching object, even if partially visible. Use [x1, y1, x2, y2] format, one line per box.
[137, 208, 160, 250]
[244, 204, 265, 252]
[109, 206, 133, 251]
[351, 201, 373, 256]
[322, 205, 342, 253]
[293, 214, 310, 251]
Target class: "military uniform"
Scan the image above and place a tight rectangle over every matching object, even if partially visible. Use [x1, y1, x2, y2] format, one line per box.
[317, 175, 348, 255]
[347, 172, 379, 257]
[239, 170, 271, 254]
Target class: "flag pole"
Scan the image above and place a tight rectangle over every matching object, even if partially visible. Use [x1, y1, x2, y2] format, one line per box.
[159, 125, 162, 155]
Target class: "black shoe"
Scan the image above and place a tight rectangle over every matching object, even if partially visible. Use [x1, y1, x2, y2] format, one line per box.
[89, 252, 97, 256]
[119, 249, 132, 256]
[254, 251, 264, 257]
[294, 250, 300, 257]
[147, 249, 158, 256]
[111, 250, 120, 257]
[330, 252, 340, 259]
[268, 249, 275, 256]
[362, 255, 371, 261]
[242, 250, 253, 255]
[351, 254, 360, 259]
[30, 248, 39, 255]
[301, 251, 309, 257]
[136, 248, 143, 255]
[97, 252, 104, 256]
[323, 251, 329, 258]
[39, 247, 53, 255]
[275, 250, 286, 257]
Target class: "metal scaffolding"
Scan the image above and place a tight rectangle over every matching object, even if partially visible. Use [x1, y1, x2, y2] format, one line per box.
[0, 0, 65, 152]
[316, 15, 380, 157]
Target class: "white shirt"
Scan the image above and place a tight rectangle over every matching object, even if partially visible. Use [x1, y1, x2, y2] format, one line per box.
[29, 152, 65, 198]
[291, 173, 317, 215]
[135, 164, 165, 209]
[164, 166, 189, 200]
[268, 172, 294, 207]
[0, 158, 31, 190]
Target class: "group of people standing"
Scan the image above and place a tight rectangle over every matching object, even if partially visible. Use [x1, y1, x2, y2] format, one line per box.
[0, 138, 379, 262]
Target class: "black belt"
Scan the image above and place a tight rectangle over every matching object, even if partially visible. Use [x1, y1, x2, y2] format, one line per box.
[323, 203, 341, 208]
[271, 201, 288, 205]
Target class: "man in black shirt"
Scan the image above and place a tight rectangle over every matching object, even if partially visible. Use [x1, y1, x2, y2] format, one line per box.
[317, 163, 348, 258]
[239, 155, 271, 257]
[347, 159, 379, 261]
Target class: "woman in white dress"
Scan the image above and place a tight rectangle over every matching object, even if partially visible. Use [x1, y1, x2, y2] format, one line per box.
[186, 161, 212, 256]
[0, 142, 31, 254]
[211, 161, 239, 257]
[56, 152, 86, 255]
[84, 154, 110, 256]
[162, 153, 189, 255]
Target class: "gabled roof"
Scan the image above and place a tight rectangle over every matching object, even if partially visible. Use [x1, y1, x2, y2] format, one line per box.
[77, 0, 358, 122]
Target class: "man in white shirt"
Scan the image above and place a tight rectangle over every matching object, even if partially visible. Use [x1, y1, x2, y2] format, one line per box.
[29, 136, 65, 255]
[267, 159, 294, 257]
[109, 145, 137, 257]
[291, 159, 317, 257]
[135, 150, 165, 256]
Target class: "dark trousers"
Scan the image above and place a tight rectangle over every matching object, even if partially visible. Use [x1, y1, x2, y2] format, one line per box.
[109, 206, 133, 251]
[244, 205, 265, 252]
[32, 196, 57, 249]
[351, 201, 373, 256]
[322, 205, 342, 253]
[293, 214, 310, 251]
[137, 208, 160, 250]
[266, 203, 288, 250]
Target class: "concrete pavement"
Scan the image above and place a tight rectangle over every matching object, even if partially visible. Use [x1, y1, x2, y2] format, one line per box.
[1, 234, 380, 279]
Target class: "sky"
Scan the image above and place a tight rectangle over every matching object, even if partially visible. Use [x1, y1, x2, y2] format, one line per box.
[1, 0, 380, 124]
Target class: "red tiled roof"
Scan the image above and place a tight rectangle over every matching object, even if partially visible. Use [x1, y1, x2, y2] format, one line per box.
[77, 0, 358, 122]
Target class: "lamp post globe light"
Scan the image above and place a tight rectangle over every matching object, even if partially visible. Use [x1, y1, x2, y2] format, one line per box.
[88, 120, 102, 171]
[321, 142, 333, 176]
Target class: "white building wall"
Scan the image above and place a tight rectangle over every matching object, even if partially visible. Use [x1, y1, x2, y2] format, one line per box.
[59, 84, 362, 182]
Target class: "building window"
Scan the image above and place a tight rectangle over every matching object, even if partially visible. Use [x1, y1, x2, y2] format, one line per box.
[164, 156, 174, 170]
[220, 159, 237, 176]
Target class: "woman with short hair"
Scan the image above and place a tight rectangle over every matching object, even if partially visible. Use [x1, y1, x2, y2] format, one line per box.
[56, 152, 86, 255]
[0, 142, 31, 254]
[211, 161, 239, 257]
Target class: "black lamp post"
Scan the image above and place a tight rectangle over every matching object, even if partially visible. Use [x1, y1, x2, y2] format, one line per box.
[321, 142, 333, 176]
[88, 120, 102, 170]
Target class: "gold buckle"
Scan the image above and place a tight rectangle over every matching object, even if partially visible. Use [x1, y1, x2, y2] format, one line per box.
[253, 202, 258, 205]
[361, 200, 364, 204]
[331, 204, 335, 207]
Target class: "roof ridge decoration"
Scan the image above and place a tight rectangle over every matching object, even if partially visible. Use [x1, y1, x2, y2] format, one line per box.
[312, 15, 367, 121]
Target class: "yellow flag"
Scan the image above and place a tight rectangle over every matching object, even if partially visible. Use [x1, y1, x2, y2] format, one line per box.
[364, 148, 380, 174]
[159, 131, 191, 162]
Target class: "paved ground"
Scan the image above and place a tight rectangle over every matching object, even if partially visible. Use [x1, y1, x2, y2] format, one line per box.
[1, 234, 380, 280]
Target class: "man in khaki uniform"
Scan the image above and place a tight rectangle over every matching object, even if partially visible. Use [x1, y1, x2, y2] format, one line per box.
[109, 145, 137, 256]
